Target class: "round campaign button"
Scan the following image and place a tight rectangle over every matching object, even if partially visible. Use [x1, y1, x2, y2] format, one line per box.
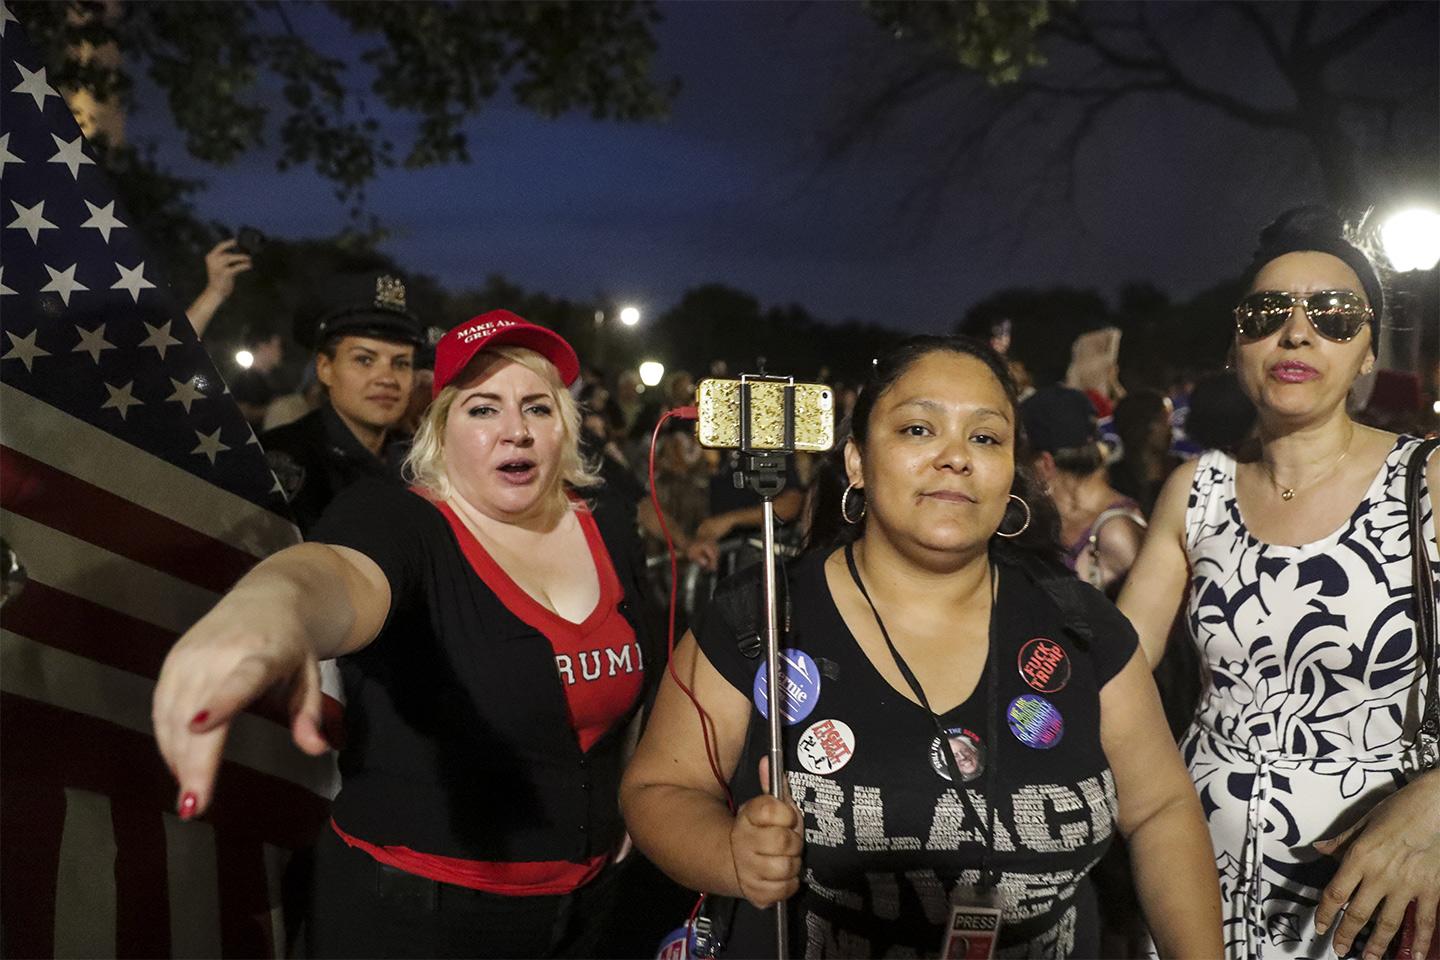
[1007, 694, 1064, 749]
[656, 924, 695, 959]
[930, 727, 985, 782]
[796, 718, 856, 776]
[1017, 637, 1071, 693]
[753, 649, 821, 726]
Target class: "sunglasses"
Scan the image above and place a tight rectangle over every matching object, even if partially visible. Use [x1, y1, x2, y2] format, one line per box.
[1233, 290, 1373, 343]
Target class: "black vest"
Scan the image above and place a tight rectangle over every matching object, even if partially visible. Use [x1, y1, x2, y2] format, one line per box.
[329, 483, 652, 864]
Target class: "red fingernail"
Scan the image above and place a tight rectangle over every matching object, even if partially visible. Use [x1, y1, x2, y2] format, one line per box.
[190, 710, 210, 727]
[178, 792, 198, 820]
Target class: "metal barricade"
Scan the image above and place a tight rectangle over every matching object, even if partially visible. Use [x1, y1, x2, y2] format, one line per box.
[645, 528, 803, 621]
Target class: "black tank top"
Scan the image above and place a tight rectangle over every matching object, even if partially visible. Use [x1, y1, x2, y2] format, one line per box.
[693, 549, 1137, 958]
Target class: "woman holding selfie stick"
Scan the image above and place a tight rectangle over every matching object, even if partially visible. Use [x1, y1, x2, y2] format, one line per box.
[622, 335, 1222, 958]
[1119, 206, 1440, 960]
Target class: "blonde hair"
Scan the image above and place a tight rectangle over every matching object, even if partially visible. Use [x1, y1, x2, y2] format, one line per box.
[403, 346, 601, 504]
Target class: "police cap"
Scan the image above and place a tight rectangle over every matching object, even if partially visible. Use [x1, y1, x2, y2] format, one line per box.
[293, 272, 426, 351]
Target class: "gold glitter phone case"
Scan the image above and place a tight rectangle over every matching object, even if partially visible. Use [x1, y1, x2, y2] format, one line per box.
[695, 378, 835, 452]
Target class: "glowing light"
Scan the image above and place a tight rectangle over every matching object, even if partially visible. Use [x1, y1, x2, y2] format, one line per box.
[639, 361, 665, 387]
[619, 306, 641, 326]
[1381, 208, 1440, 272]
[235, 350, 254, 368]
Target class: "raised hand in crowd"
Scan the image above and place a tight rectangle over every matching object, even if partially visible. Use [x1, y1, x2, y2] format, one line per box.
[186, 238, 253, 338]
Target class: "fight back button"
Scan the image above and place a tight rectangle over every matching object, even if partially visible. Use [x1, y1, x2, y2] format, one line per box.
[796, 718, 855, 775]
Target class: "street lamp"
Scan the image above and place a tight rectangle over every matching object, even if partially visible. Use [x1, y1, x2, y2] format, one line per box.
[639, 361, 665, 387]
[1378, 207, 1440, 405]
[594, 305, 641, 369]
[1381, 208, 1440, 272]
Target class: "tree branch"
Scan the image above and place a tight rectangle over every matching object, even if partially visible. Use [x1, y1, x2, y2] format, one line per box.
[1308, 1, 1408, 66]
[1048, 6, 1170, 75]
[1227, 1, 1288, 72]
[820, 56, 961, 160]
[1019, 79, 1171, 99]
[1049, 3, 1295, 129]
[1124, 6, 1298, 130]
[1288, 0, 1318, 52]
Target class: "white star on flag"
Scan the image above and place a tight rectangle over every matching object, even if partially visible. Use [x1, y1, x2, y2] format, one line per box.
[8, 199, 56, 242]
[0, 132, 21, 177]
[47, 133, 95, 179]
[166, 375, 207, 413]
[2, 328, 49, 370]
[0, 4, 17, 38]
[80, 200, 126, 242]
[111, 261, 155, 302]
[2, 23, 335, 946]
[99, 380, 143, 420]
[11, 62, 59, 111]
[73, 323, 117, 364]
[137, 320, 182, 359]
[191, 428, 230, 464]
[40, 262, 87, 305]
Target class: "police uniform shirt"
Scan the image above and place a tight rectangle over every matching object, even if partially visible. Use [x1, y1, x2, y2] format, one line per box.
[693, 550, 1137, 958]
[262, 403, 409, 534]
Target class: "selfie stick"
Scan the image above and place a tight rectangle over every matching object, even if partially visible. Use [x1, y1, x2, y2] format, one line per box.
[736, 376, 798, 960]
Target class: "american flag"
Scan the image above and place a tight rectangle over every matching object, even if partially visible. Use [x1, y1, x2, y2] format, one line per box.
[1, 10, 336, 957]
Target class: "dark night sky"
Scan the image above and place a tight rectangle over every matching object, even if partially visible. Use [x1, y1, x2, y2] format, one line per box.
[128, 1, 1439, 336]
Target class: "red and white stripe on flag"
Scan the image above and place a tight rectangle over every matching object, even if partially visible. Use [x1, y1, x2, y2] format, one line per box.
[2, 9, 340, 957]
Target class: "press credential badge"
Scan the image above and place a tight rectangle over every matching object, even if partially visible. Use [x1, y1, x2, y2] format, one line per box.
[941, 886, 1002, 959]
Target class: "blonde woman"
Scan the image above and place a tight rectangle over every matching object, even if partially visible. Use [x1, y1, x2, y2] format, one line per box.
[153, 312, 651, 958]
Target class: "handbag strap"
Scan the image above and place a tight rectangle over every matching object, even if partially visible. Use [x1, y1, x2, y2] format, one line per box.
[1084, 507, 1147, 590]
[1407, 436, 1440, 767]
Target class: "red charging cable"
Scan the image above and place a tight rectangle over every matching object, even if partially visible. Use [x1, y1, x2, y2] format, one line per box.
[647, 406, 735, 813]
[648, 405, 729, 956]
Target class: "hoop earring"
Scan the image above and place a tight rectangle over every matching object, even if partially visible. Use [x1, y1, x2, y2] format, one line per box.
[996, 494, 1031, 538]
[841, 483, 866, 525]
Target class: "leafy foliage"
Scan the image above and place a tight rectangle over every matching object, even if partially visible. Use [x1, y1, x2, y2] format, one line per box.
[865, 0, 1054, 85]
[12, 0, 676, 202]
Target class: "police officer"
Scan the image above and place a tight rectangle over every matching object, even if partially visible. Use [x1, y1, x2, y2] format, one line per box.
[262, 272, 427, 534]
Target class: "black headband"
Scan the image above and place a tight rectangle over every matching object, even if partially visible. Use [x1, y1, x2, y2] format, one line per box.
[1240, 236, 1383, 354]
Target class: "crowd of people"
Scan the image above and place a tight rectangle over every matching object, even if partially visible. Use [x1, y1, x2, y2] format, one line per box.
[151, 205, 1438, 959]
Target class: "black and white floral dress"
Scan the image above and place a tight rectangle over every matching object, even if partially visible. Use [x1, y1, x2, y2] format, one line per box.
[1181, 436, 1438, 959]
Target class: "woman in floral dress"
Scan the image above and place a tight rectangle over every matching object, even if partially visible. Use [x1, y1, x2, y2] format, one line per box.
[1119, 206, 1440, 960]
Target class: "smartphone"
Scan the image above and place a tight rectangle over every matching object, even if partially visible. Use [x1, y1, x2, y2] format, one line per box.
[695, 378, 836, 452]
[234, 225, 267, 257]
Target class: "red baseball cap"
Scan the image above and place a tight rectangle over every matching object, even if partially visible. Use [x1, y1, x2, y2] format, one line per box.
[432, 310, 581, 398]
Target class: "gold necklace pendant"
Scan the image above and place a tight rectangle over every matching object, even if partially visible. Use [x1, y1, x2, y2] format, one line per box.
[1265, 426, 1355, 503]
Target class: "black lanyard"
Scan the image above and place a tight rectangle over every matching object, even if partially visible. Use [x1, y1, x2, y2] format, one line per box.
[844, 542, 1001, 890]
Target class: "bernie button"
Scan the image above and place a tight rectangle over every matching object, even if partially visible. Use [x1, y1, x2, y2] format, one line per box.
[930, 726, 985, 782]
[753, 649, 821, 726]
